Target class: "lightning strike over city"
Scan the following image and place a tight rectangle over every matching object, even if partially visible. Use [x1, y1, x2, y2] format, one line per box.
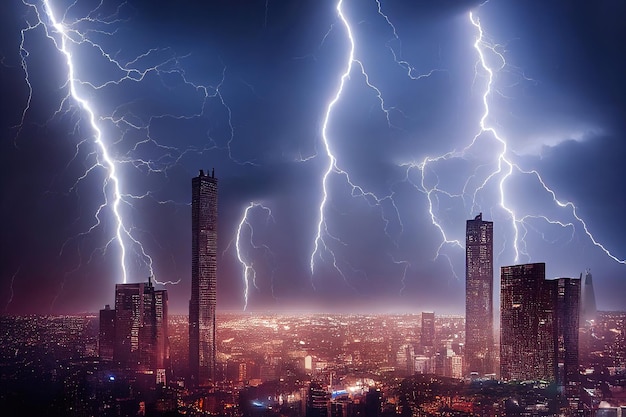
[2, 0, 625, 315]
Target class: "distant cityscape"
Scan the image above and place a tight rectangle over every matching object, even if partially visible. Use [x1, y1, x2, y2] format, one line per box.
[1, 170, 624, 416]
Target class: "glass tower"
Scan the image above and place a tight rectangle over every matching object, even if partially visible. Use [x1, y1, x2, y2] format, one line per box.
[189, 169, 218, 385]
[465, 213, 494, 376]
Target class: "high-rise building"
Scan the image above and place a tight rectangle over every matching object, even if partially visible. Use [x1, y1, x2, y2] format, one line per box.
[189, 169, 218, 386]
[306, 382, 330, 417]
[555, 277, 580, 397]
[98, 304, 115, 361]
[500, 263, 553, 381]
[114, 281, 146, 366]
[465, 213, 494, 376]
[421, 312, 435, 348]
[500, 263, 580, 386]
[580, 270, 597, 324]
[154, 289, 169, 370]
[109, 277, 168, 371]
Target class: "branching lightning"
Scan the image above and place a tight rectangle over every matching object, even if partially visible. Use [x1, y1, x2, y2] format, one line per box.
[406, 10, 626, 270]
[234, 202, 275, 310]
[311, 0, 427, 286]
[14, 0, 248, 304]
[38, 0, 130, 285]
[312, 0, 624, 296]
[4, 267, 21, 312]
[310, 0, 462, 291]
[466, 11, 625, 266]
[8, 0, 624, 312]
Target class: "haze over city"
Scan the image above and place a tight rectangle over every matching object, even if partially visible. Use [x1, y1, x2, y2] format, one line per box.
[2, 0, 626, 315]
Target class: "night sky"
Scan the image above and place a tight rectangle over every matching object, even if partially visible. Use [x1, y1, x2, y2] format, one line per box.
[1, 0, 625, 315]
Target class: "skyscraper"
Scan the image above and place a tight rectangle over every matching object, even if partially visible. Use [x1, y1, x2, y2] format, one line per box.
[500, 263, 552, 381]
[189, 169, 218, 385]
[421, 311, 435, 348]
[555, 277, 580, 396]
[111, 277, 168, 371]
[500, 263, 580, 387]
[154, 289, 169, 370]
[465, 213, 494, 376]
[98, 304, 115, 361]
[580, 270, 597, 324]
[114, 281, 146, 366]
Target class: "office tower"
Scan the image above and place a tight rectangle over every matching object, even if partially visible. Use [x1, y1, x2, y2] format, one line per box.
[307, 382, 330, 417]
[99, 304, 115, 361]
[580, 270, 597, 324]
[154, 289, 169, 370]
[421, 311, 435, 348]
[114, 281, 146, 366]
[365, 387, 382, 417]
[113, 277, 168, 371]
[139, 280, 158, 369]
[555, 277, 580, 396]
[465, 213, 494, 376]
[396, 344, 415, 376]
[500, 263, 553, 381]
[189, 169, 218, 385]
[500, 263, 579, 385]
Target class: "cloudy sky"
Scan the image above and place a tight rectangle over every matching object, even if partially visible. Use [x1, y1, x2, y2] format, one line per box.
[1, 0, 625, 314]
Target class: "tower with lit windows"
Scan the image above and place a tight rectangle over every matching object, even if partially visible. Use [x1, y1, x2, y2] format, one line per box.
[109, 277, 168, 371]
[189, 169, 218, 385]
[500, 263, 579, 388]
[465, 213, 494, 376]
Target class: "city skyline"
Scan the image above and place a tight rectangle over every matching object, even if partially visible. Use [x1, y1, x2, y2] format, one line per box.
[2, 0, 626, 315]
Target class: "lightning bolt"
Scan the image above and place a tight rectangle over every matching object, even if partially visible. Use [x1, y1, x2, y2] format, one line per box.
[311, 0, 409, 285]
[467, 11, 625, 266]
[311, 0, 625, 295]
[4, 267, 21, 312]
[11, 1, 624, 311]
[14, 0, 251, 302]
[311, 0, 460, 290]
[234, 202, 275, 310]
[374, 0, 446, 81]
[37, 0, 131, 284]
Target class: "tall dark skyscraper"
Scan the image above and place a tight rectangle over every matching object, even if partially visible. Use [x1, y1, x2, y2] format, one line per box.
[114, 282, 146, 366]
[580, 270, 597, 324]
[98, 304, 115, 361]
[500, 263, 553, 382]
[111, 277, 168, 371]
[500, 263, 580, 388]
[189, 169, 218, 386]
[421, 311, 435, 348]
[555, 277, 580, 397]
[465, 213, 494, 376]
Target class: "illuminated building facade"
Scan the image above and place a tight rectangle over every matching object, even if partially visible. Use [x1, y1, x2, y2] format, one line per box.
[555, 277, 580, 396]
[154, 289, 169, 370]
[465, 213, 494, 376]
[189, 169, 218, 385]
[114, 282, 146, 365]
[307, 382, 330, 417]
[500, 263, 552, 381]
[500, 263, 579, 387]
[109, 277, 168, 371]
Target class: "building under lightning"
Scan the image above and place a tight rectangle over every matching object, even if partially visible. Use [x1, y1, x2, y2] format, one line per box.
[189, 169, 218, 386]
[500, 263, 580, 391]
[99, 277, 169, 374]
[465, 213, 494, 376]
